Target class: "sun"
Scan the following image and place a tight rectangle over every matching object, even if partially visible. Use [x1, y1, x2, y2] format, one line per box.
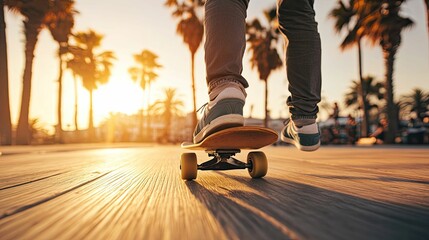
[93, 75, 144, 118]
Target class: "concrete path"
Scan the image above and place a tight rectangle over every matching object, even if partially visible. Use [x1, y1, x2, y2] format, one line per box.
[0, 145, 428, 239]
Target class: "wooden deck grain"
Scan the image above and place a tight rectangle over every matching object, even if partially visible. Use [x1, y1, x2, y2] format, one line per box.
[0, 145, 428, 239]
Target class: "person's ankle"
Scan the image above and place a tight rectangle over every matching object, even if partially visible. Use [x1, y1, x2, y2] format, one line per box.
[209, 79, 246, 101]
[291, 117, 316, 127]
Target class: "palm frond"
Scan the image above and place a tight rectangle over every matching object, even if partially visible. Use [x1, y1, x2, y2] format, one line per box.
[129, 49, 162, 91]
[67, 29, 115, 91]
[343, 76, 385, 111]
[164, 0, 178, 7]
[329, 0, 356, 33]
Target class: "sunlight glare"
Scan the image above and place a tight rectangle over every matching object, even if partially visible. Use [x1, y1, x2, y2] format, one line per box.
[93, 75, 143, 117]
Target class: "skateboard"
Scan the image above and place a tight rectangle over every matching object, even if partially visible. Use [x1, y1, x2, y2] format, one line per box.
[180, 126, 278, 180]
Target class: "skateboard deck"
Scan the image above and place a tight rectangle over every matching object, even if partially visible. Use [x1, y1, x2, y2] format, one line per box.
[180, 126, 279, 180]
[181, 126, 278, 151]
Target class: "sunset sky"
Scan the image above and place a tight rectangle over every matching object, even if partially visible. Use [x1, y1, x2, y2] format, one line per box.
[5, 0, 429, 132]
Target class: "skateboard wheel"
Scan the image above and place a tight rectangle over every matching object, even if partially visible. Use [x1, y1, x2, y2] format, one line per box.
[181, 153, 198, 180]
[247, 151, 267, 178]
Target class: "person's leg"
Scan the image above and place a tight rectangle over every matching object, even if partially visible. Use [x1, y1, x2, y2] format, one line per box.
[277, 0, 321, 151]
[205, 0, 249, 95]
[193, 0, 249, 143]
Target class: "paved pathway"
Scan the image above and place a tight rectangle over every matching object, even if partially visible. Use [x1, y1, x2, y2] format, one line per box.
[0, 145, 428, 239]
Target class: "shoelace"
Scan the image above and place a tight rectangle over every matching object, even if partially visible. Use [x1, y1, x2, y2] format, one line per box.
[283, 118, 290, 125]
[284, 119, 304, 132]
[196, 103, 208, 114]
[283, 118, 299, 136]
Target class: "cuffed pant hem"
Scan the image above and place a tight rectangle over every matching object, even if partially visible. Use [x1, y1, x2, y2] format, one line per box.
[208, 77, 248, 92]
[291, 115, 317, 120]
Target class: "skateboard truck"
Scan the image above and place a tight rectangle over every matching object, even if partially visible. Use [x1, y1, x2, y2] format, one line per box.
[198, 149, 251, 171]
[180, 150, 268, 180]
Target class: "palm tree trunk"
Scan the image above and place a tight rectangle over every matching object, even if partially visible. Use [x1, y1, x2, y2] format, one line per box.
[139, 74, 145, 141]
[383, 48, 398, 144]
[73, 74, 79, 131]
[16, 21, 40, 145]
[357, 40, 369, 137]
[264, 79, 268, 128]
[88, 89, 94, 141]
[165, 112, 171, 142]
[191, 53, 197, 134]
[0, 0, 12, 145]
[147, 85, 152, 141]
[56, 48, 63, 143]
[425, 0, 429, 48]
[139, 95, 145, 141]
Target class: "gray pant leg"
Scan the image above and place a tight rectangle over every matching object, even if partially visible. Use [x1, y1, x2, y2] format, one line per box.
[204, 0, 250, 89]
[277, 0, 321, 120]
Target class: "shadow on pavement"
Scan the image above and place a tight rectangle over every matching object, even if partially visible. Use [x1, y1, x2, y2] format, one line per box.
[303, 174, 429, 185]
[186, 174, 429, 240]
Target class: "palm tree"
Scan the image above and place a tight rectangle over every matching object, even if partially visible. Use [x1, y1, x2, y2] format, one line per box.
[0, 0, 12, 145]
[68, 30, 116, 141]
[330, 0, 373, 136]
[152, 88, 184, 142]
[344, 76, 384, 122]
[7, 0, 51, 144]
[129, 50, 162, 140]
[399, 88, 429, 121]
[46, 0, 76, 143]
[344, 76, 384, 109]
[357, 0, 414, 143]
[246, 10, 283, 127]
[165, 0, 204, 131]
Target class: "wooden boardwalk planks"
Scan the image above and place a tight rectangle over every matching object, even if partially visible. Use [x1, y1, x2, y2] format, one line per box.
[0, 146, 428, 239]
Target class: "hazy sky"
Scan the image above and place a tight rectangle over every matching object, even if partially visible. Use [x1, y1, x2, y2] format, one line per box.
[5, 0, 429, 131]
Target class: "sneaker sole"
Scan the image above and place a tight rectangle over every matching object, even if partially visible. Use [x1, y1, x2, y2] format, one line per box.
[194, 114, 244, 143]
[281, 134, 320, 152]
